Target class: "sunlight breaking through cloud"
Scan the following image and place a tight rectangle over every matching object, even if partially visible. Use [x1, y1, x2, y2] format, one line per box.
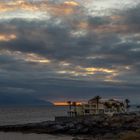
[0, 0, 140, 102]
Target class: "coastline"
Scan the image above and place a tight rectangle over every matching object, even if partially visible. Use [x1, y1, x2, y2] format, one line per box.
[0, 113, 140, 140]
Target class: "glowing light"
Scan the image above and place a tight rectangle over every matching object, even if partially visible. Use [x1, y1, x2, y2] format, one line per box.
[71, 30, 87, 37]
[54, 102, 82, 106]
[84, 67, 115, 73]
[57, 66, 117, 78]
[0, 1, 50, 21]
[24, 53, 51, 64]
[64, 1, 79, 7]
[0, 34, 16, 41]
[125, 66, 131, 70]
[0, 11, 49, 21]
[77, 22, 89, 29]
[59, 62, 71, 66]
[29, 59, 50, 63]
[0, 1, 38, 13]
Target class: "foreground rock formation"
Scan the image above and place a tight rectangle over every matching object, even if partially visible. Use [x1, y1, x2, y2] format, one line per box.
[0, 113, 140, 140]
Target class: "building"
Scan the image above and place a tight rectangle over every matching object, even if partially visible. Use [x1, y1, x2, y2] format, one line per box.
[68, 97, 127, 116]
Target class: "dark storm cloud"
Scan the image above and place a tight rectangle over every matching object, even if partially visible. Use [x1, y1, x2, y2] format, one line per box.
[0, 0, 140, 103]
[0, 20, 97, 60]
[122, 5, 140, 33]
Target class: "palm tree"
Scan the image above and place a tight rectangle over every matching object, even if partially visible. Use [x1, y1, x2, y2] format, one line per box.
[94, 96, 101, 114]
[112, 103, 117, 111]
[114, 104, 120, 112]
[125, 99, 130, 112]
[137, 105, 140, 112]
[67, 101, 72, 116]
[72, 101, 77, 116]
[120, 102, 125, 112]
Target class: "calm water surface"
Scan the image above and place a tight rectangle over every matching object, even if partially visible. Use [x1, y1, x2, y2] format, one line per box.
[0, 106, 71, 140]
[0, 106, 68, 125]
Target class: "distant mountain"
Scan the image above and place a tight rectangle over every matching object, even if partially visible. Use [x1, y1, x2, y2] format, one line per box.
[0, 93, 53, 106]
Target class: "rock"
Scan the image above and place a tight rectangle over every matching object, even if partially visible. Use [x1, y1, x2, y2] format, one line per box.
[72, 137, 91, 140]
[72, 137, 79, 140]
[76, 124, 84, 130]
[103, 133, 115, 139]
[68, 128, 79, 134]
[66, 122, 75, 129]
[54, 124, 64, 130]
[0, 113, 140, 137]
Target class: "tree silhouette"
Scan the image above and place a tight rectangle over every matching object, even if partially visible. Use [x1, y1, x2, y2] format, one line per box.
[67, 101, 72, 116]
[125, 99, 130, 112]
[94, 96, 101, 114]
[137, 105, 140, 112]
[72, 101, 77, 116]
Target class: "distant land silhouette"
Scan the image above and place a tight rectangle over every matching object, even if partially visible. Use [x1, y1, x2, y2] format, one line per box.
[0, 93, 53, 106]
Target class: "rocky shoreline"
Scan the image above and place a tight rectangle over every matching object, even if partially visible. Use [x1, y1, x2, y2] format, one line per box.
[0, 113, 140, 140]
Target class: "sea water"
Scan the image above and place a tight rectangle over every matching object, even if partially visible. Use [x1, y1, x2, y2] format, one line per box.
[0, 106, 72, 140]
[0, 106, 67, 125]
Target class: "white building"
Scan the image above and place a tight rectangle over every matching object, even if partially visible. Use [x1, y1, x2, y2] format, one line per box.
[68, 97, 127, 116]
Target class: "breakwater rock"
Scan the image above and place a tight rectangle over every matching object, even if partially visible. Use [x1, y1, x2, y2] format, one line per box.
[0, 113, 140, 137]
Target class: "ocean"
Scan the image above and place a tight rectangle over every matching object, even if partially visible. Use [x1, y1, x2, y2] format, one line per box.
[0, 106, 68, 125]
[0, 106, 73, 140]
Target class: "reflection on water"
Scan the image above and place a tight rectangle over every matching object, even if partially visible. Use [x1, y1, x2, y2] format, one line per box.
[0, 132, 73, 140]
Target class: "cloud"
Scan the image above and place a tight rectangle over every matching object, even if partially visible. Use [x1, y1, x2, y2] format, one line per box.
[0, 0, 140, 103]
[0, 34, 16, 41]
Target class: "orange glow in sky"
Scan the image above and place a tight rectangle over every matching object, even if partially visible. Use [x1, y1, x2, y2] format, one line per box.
[0, 34, 16, 41]
[54, 102, 82, 106]
[64, 1, 79, 6]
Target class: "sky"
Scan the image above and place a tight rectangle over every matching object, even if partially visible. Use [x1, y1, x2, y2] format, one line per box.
[0, 0, 140, 104]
